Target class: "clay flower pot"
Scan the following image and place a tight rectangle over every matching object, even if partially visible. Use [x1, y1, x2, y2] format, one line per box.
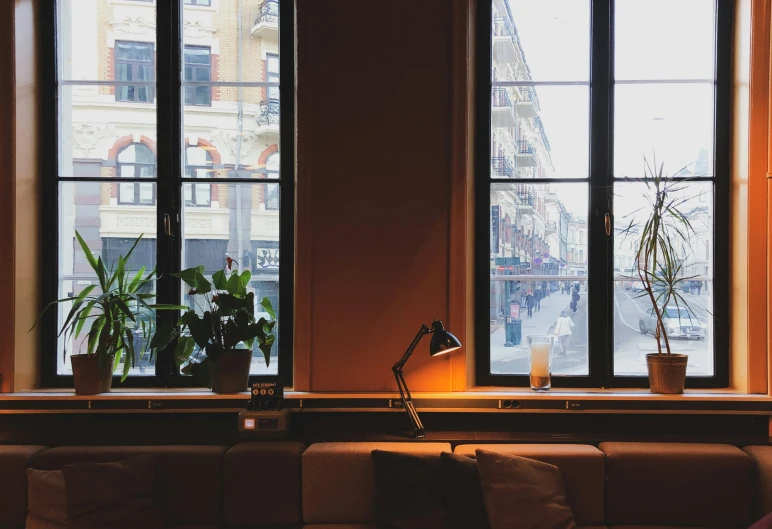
[70, 354, 115, 395]
[210, 349, 252, 393]
[646, 353, 688, 394]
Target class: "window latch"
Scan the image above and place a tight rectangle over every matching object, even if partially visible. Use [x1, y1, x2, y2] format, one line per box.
[604, 213, 611, 237]
[164, 213, 172, 236]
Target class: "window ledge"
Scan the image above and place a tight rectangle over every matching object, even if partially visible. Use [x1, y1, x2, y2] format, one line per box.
[0, 389, 771, 414]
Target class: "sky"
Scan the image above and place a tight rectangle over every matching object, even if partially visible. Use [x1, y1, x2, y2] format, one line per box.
[499, 0, 717, 216]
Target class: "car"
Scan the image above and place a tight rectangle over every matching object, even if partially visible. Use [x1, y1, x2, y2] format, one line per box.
[638, 306, 706, 340]
[631, 281, 645, 293]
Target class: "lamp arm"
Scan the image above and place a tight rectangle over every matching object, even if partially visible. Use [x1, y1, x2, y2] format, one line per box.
[392, 324, 431, 439]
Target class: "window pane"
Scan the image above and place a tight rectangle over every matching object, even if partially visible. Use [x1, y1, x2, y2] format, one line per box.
[615, 0, 716, 80]
[59, 85, 157, 177]
[182, 182, 281, 376]
[183, 93, 279, 178]
[490, 86, 589, 179]
[490, 183, 588, 376]
[57, 182, 158, 377]
[491, 0, 590, 82]
[183, 0, 279, 83]
[614, 83, 714, 178]
[613, 182, 714, 377]
[58, 1, 156, 82]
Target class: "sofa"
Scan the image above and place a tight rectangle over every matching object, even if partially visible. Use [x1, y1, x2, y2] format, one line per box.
[0, 440, 769, 528]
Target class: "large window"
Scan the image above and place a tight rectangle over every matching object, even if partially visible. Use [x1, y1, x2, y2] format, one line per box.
[44, 0, 294, 386]
[476, 0, 729, 387]
[115, 41, 155, 103]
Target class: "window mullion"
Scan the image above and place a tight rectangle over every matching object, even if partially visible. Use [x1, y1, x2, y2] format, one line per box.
[155, 0, 183, 386]
[588, 0, 614, 386]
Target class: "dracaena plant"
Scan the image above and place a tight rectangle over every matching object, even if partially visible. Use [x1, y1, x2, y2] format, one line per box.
[168, 258, 276, 387]
[621, 157, 701, 356]
[32, 232, 185, 381]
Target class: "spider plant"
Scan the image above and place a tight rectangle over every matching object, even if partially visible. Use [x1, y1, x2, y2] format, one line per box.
[620, 157, 701, 356]
[32, 231, 185, 380]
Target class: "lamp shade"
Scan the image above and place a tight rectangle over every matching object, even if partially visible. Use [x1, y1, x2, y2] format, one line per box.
[429, 320, 462, 356]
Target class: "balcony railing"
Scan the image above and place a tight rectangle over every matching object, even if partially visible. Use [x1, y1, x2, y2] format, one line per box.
[257, 98, 280, 127]
[491, 87, 512, 108]
[491, 156, 514, 178]
[518, 140, 535, 155]
[517, 190, 534, 207]
[255, 0, 279, 26]
[492, 16, 514, 38]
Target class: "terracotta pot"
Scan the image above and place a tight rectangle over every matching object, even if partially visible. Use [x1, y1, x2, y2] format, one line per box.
[71, 354, 115, 395]
[210, 349, 252, 393]
[646, 353, 688, 394]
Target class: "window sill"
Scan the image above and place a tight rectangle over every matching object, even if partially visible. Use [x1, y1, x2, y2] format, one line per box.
[1, 389, 771, 414]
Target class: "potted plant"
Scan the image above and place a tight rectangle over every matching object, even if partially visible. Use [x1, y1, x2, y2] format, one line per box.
[33, 232, 183, 395]
[170, 258, 276, 393]
[622, 158, 701, 394]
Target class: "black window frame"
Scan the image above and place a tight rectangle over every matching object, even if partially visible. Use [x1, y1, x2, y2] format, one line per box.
[114, 40, 155, 103]
[39, 0, 295, 388]
[184, 45, 212, 107]
[474, 0, 731, 388]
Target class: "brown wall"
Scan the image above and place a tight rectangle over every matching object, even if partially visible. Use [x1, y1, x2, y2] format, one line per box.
[295, 0, 456, 391]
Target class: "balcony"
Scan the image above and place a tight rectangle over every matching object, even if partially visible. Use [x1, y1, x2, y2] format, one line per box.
[516, 140, 537, 167]
[491, 87, 517, 128]
[516, 86, 538, 118]
[255, 98, 280, 139]
[545, 221, 557, 234]
[492, 17, 517, 64]
[491, 156, 514, 178]
[250, 0, 279, 39]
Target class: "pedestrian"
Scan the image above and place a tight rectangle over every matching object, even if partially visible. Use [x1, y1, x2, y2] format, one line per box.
[535, 288, 542, 312]
[571, 287, 580, 313]
[554, 310, 575, 355]
[526, 291, 534, 318]
[697, 281, 702, 296]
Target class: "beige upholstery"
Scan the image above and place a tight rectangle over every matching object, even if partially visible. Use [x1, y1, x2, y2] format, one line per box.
[744, 446, 772, 516]
[301, 442, 450, 524]
[454, 443, 605, 526]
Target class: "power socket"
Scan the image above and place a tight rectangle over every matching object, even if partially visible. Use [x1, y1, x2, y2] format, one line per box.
[238, 408, 291, 439]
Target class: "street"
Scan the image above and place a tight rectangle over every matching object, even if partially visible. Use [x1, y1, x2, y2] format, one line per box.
[490, 286, 714, 377]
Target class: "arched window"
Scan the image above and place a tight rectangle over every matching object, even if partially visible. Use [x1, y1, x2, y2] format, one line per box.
[184, 146, 213, 207]
[117, 143, 156, 205]
[264, 152, 279, 210]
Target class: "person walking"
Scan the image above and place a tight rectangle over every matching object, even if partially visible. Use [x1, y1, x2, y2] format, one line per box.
[571, 287, 580, 313]
[535, 288, 542, 312]
[526, 291, 534, 318]
[554, 310, 575, 355]
[696, 281, 702, 296]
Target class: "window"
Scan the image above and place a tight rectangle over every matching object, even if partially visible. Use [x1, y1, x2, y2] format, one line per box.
[476, 0, 729, 388]
[44, 0, 294, 387]
[184, 46, 212, 106]
[184, 146, 212, 207]
[115, 41, 154, 103]
[117, 143, 156, 205]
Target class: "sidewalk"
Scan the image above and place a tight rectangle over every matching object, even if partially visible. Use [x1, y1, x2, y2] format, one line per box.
[490, 291, 575, 364]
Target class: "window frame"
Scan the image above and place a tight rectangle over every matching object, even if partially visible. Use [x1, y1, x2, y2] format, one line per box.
[473, 0, 731, 388]
[184, 145, 212, 208]
[39, 0, 295, 388]
[116, 143, 157, 205]
[114, 40, 155, 103]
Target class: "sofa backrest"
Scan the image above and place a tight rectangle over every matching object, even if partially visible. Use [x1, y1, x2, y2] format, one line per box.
[600, 442, 755, 528]
[30, 445, 228, 529]
[301, 442, 451, 525]
[0, 445, 48, 528]
[454, 443, 606, 527]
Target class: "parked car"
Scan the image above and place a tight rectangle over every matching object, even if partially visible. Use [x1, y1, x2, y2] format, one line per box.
[638, 306, 706, 340]
[631, 281, 645, 293]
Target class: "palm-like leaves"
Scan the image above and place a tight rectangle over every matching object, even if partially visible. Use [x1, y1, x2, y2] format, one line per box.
[32, 232, 186, 381]
[618, 157, 702, 356]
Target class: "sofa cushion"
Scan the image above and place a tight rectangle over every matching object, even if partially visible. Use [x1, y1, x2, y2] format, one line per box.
[454, 444, 604, 526]
[26, 469, 66, 529]
[440, 452, 490, 529]
[302, 442, 451, 524]
[224, 442, 305, 525]
[0, 445, 49, 527]
[600, 442, 754, 527]
[30, 445, 227, 527]
[745, 446, 772, 516]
